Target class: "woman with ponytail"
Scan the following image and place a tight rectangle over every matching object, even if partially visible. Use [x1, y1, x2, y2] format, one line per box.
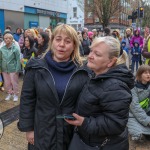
[66, 36, 134, 150]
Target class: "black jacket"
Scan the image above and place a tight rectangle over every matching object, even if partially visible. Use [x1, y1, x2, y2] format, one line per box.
[76, 64, 134, 150]
[18, 58, 89, 150]
[21, 46, 38, 59]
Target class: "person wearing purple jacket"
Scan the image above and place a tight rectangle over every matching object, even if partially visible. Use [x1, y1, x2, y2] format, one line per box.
[130, 29, 143, 65]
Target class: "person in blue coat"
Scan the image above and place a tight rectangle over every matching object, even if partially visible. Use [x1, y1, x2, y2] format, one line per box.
[121, 40, 129, 54]
[131, 41, 141, 73]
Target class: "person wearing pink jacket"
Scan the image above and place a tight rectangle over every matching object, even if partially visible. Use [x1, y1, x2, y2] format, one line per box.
[130, 29, 144, 65]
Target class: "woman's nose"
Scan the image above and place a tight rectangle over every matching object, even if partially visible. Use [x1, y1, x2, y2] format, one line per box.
[59, 40, 65, 46]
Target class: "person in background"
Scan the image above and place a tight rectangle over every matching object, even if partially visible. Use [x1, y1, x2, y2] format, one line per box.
[66, 36, 134, 150]
[130, 29, 143, 65]
[81, 31, 91, 56]
[0, 30, 21, 50]
[103, 27, 111, 36]
[112, 29, 122, 41]
[83, 27, 88, 34]
[5, 25, 12, 31]
[21, 36, 38, 69]
[121, 40, 129, 54]
[131, 41, 141, 73]
[122, 28, 133, 67]
[77, 32, 84, 56]
[13, 28, 22, 42]
[87, 31, 94, 44]
[28, 29, 39, 48]
[121, 40, 129, 68]
[0, 33, 21, 101]
[142, 34, 150, 65]
[18, 24, 90, 150]
[127, 64, 150, 141]
[92, 29, 98, 39]
[45, 28, 52, 41]
[37, 32, 49, 58]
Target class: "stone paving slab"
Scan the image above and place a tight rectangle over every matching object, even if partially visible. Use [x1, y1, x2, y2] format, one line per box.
[0, 120, 27, 150]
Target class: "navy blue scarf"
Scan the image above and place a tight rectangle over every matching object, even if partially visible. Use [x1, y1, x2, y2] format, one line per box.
[45, 51, 76, 102]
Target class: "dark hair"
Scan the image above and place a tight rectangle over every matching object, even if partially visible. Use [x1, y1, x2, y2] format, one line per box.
[136, 65, 150, 81]
[16, 28, 22, 34]
[104, 27, 110, 36]
[25, 36, 34, 48]
[39, 32, 49, 46]
[81, 31, 87, 37]
[6, 25, 12, 31]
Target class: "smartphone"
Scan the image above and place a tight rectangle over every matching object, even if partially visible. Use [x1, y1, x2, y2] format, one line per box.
[56, 114, 76, 120]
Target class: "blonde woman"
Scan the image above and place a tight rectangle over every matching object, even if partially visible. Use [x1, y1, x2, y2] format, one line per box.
[0, 32, 21, 101]
[18, 24, 90, 150]
[66, 36, 134, 150]
[45, 28, 52, 40]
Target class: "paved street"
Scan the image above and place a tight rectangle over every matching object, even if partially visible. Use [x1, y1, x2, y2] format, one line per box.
[0, 78, 150, 150]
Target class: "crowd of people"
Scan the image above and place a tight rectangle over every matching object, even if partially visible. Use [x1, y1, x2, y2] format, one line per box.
[0, 24, 150, 150]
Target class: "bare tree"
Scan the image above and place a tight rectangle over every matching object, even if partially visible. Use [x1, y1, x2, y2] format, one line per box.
[85, 0, 122, 29]
[141, 0, 150, 27]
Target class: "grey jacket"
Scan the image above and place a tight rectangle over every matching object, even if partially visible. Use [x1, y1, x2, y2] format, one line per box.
[129, 85, 150, 126]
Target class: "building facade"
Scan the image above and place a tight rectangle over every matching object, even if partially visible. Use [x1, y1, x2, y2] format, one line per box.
[0, 0, 68, 33]
[67, 0, 84, 31]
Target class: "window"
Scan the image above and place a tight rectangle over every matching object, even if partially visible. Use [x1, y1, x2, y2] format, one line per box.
[87, 12, 93, 18]
[73, 7, 77, 18]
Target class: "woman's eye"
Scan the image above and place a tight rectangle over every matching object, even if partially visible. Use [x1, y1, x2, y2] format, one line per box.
[56, 38, 61, 41]
[66, 41, 71, 44]
[95, 53, 100, 56]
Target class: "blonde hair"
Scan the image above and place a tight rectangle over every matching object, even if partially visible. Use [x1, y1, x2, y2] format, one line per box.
[45, 28, 52, 40]
[29, 29, 38, 39]
[49, 24, 83, 66]
[90, 36, 126, 66]
[4, 33, 13, 39]
[136, 65, 150, 82]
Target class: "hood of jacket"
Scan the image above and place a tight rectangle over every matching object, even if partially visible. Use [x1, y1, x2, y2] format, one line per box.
[134, 29, 140, 36]
[121, 40, 126, 46]
[94, 64, 134, 89]
[25, 55, 91, 74]
[25, 58, 47, 70]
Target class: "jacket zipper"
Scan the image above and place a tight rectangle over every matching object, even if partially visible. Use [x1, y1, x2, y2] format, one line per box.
[60, 68, 89, 106]
[32, 66, 89, 106]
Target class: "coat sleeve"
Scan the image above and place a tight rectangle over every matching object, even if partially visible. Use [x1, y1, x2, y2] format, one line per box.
[81, 83, 131, 136]
[129, 88, 150, 126]
[142, 38, 150, 58]
[18, 69, 37, 132]
[14, 47, 21, 72]
[130, 37, 134, 48]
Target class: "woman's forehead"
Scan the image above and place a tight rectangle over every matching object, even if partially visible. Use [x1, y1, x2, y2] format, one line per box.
[55, 32, 72, 39]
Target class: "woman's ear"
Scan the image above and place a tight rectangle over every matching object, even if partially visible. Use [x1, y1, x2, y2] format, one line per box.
[107, 57, 117, 68]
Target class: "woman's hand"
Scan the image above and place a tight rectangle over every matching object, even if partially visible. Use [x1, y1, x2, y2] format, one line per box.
[65, 113, 84, 126]
[26, 131, 34, 145]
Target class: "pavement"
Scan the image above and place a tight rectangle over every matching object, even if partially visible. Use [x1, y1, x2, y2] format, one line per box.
[0, 78, 150, 150]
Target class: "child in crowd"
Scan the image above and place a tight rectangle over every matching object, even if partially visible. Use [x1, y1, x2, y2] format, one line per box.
[0, 32, 21, 101]
[121, 40, 129, 54]
[131, 41, 141, 73]
[127, 65, 150, 141]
